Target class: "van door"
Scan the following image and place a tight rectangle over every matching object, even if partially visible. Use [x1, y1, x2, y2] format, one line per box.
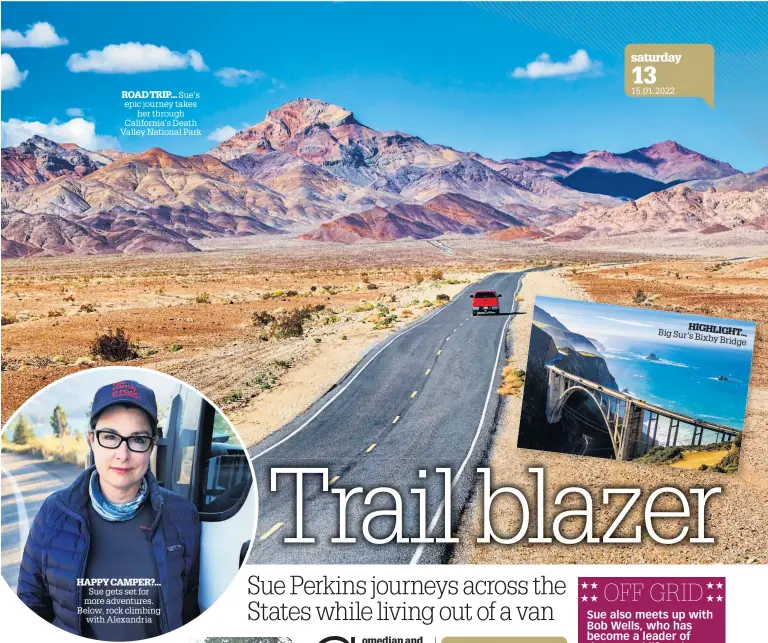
[155, 387, 256, 611]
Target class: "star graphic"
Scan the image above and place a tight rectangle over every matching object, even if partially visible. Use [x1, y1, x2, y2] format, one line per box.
[592, 595, 598, 602]
[582, 583, 589, 589]
[707, 583, 714, 589]
[717, 596, 723, 602]
[591, 583, 598, 589]
[716, 583, 723, 589]
[707, 596, 714, 602]
[582, 596, 589, 602]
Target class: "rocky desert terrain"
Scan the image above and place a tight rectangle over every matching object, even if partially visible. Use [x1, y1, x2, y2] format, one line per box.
[4, 98, 766, 257]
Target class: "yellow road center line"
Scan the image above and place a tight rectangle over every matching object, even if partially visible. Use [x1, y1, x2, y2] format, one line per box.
[393, 415, 400, 424]
[260, 522, 284, 541]
[366, 443, 377, 452]
[411, 391, 418, 398]
[329, 475, 341, 485]
[425, 368, 431, 375]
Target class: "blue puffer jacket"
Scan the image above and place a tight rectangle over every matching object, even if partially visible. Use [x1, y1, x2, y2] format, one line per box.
[17, 466, 201, 636]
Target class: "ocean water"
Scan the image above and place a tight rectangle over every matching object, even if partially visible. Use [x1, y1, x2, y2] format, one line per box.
[599, 339, 752, 441]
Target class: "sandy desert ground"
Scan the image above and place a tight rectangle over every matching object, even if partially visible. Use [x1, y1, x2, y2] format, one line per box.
[2, 240, 766, 566]
[1, 238, 544, 429]
[453, 260, 768, 564]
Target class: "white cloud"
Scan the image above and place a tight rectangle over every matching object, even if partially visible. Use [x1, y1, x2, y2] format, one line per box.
[1, 117, 119, 151]
[596, 316, 657, 328]
[511, 49, 602, 79]
[66, 107, 85, 117]
[67, 42, 208, 74]
[2, 22, 68, 48]
[207, 125, 239, 142]
[215, 67, 265, 87]
[1, 53, 28, 90]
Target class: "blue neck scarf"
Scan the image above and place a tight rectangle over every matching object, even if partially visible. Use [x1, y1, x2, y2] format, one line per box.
[89, 470, 149, 522]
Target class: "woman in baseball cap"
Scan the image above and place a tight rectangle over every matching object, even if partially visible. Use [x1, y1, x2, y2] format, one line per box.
[17, 380, 201, 640]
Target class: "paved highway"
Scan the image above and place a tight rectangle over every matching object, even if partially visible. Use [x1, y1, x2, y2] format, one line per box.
[248, 271, 525, 564]
[1, 452, 81, 590]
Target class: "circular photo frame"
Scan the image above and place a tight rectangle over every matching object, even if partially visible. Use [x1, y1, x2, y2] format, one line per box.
[1, 366, 258, 640]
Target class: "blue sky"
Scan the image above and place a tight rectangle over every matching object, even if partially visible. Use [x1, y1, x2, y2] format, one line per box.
[2, 2, 767, 170]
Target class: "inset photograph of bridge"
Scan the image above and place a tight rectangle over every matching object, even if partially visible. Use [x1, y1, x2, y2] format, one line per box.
[517, 297, 756, 473]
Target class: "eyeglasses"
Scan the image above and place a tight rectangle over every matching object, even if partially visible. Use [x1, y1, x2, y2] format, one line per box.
[93, 429, 155, 453]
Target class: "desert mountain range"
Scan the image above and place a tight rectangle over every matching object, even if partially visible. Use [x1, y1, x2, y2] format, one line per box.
[2, 98, 766, 256]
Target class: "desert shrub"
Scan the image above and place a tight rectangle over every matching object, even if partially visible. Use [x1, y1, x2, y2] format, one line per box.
[91, 328, 139, 362]
[245, 374, 276, 391]
[323, 314, 340, 325]
[352, 302, 375, 312]
[156, 287, 166, 295]
[366, 283, 378, 290]
[314, 337, 322, 343]
[632, 288, 647, 304]
[498, 366, 526, 396]
[435, 293, 450, 302]
[252, 311, 276, 327]
[168, 343, 183, 352]
[412, 271, 425, 285]
[272, 306, 314, 339]
[195, 292, 211, 304]
[310, 285, 317, 292]
[341, 335, 348, 340]
[430, 268, 444, 281]
[221, 391, 244, 405]
[314, 304, 326, 311]
[1, 313, 17, 325]
[48, 308, 65, 318]
[63, 294, 75, 302]
[79, 303, 97, 313]
[401, 309, 413, 317]
[374, 314, 398, 329]
[273, 359, 293, 369]
[286, 290, 299, 297]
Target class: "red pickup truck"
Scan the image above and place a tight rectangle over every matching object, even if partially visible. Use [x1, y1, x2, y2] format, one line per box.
[471, 290, 502, 316]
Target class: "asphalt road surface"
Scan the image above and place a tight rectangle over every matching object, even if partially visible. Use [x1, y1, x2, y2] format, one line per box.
[1, 452, 82, 590]
[248, 271, 525, 564]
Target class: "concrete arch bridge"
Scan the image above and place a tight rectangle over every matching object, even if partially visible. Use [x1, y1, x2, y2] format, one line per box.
[545, 364, 740, 461]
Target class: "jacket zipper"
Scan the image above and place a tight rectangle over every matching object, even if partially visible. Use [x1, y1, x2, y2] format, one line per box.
[56, 496, 90, 635]
[149, 495, 169, 633]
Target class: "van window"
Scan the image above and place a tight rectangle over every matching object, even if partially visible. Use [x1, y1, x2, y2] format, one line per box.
[474, 291, 497, 298]
[161, 389, 252, 521]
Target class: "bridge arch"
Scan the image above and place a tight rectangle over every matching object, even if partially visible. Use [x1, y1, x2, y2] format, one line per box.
[550, 385, 612, 433]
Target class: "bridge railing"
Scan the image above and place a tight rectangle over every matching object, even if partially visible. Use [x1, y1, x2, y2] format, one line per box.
[544, 364, 740, 458]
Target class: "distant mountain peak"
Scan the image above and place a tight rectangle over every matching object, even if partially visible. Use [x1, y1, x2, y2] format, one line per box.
[264, 98, 360, 134]
[644, 139, 688, 153]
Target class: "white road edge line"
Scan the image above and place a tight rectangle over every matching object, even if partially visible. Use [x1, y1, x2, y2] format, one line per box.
[410, 273, 525, 564]
[1, 466, 30, 552]
[251, 279, 479, 461]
